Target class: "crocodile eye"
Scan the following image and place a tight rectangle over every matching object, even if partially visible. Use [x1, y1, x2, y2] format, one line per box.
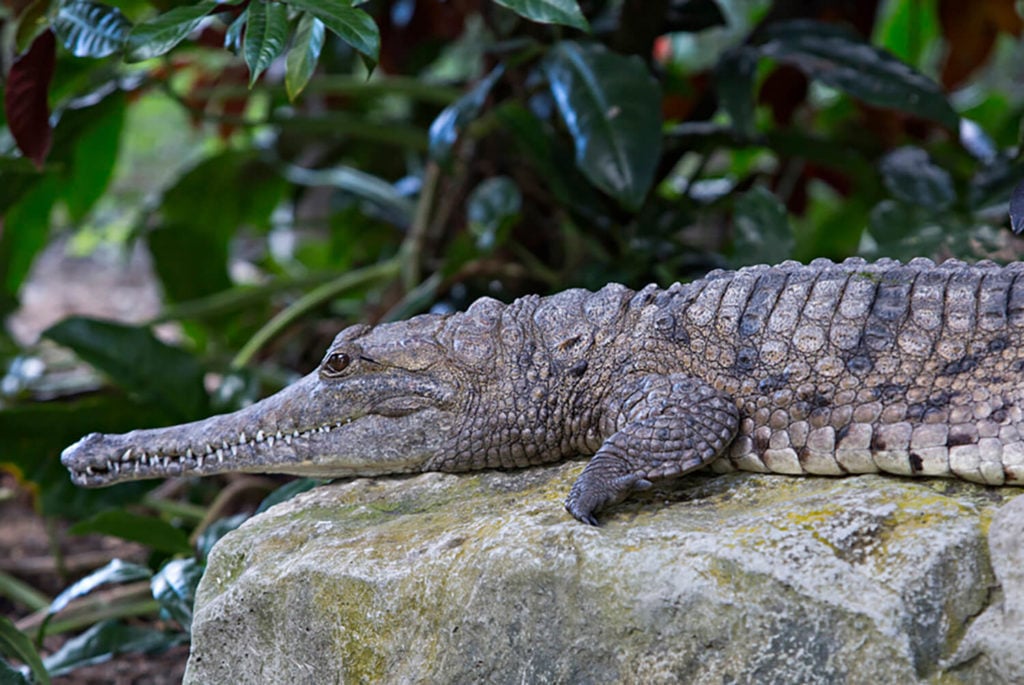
[321, 352, 351, 377]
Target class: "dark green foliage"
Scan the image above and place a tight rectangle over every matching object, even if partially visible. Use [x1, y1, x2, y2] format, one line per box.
[1, 0, 1023, 679]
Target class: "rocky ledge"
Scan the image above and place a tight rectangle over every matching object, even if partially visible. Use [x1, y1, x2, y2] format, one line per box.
[184, 463, 1022, 684]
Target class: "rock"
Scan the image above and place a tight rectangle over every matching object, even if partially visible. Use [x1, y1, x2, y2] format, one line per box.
[945, 493, 1024, 682]
[184, 463, 1021, 684]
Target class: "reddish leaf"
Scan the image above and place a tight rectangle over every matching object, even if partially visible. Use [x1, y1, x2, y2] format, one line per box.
[5, 30, 55, 168]
[939, 0, 1023, 88]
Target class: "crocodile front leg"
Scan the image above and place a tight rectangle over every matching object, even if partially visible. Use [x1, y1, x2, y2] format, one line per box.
[565, 375, 739, 525]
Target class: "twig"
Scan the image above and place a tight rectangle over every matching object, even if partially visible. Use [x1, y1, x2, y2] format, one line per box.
[231, 258, 401, 369]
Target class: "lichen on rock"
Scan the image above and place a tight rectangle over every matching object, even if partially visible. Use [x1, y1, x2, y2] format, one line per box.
[184, 464, 1021, 684]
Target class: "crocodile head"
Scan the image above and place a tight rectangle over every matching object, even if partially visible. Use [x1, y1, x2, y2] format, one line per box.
[61, 314, 463, 487]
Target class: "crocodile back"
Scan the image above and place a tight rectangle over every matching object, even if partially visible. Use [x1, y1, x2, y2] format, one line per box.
[669, 257, 1024, 485]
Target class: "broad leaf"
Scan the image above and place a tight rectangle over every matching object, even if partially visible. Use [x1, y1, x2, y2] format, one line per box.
[60, 91, 127, 221]
[224, 7, 247, 52]
[494, 102, 603, 220]
[284, 164, 415, 225]
[195, 513, 248, 558]
[867, 199, 947, 259]
[666, 0, 727, 32]
[0, 176, 59, 306]
[879, 146, 954, 210]
[126, 0, 218, 62]
[42, 620, 184, 677]
[148, 150, 285, 301]
[255, 480, 319, 515]
[0, 617, 48, 685]
[69, 511, 192, 555]
[284, 0, 378, 65]
[0, 658, 32, 685]
[44, 317, 208, 422]
[5, 30, 55, 167]
[47, 560, 152, 618]
[492, 0, 589, 31]
[243, 0, 290, 86]
[467, 176, 521, 250]
[714, 46, 758, 137]
[730, 186, 793, 267]
[542, 41, 663, 210]
[754, 20, 959, 130]
[1011, 178, 1024, 235]
[151, 559, 205, 632]
[429, 65, 505, 164]
[286, 14, 325, 100]
[0, 395, 165, 518]
[53, 0, 131, 58]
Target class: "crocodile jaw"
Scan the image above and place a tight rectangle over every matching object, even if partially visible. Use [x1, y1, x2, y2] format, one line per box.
[61, 371, 455, 487]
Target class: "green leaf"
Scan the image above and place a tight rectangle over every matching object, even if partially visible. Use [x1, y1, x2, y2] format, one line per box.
[223, 7, 247, 52]
[48, 560, 152, 619]
[255, 480, 319, 514]
[42, 620, 183, 677]
[867, 199, 946, 260]
[730, 186, 793, 267]
[0, 175, 59, 309]
[0, 396, 167, 518]
[429, 65, 505, 165]
[243, 0, 290, 86]
[60, 91, 126, 222]
[53, 0, 131, 57]
[666, 0, 726, 31]
[195, 513, 249, 558]
[286, 13, 325, 100]
[878, 146, 954, 210]
[0, 658, 32, 685]
[968, 155, 1024, 212]
[69, 511, 192, 555]
[492, 0, 589, 31]
[283, 0, 379, 65]
[542, 41, 663, 211]
[0, 617, 49, 685]
[494, 102, 603, 220]
[148, 150, 285, 302]
[283, 164, 415, 225]
[125, 0, 218, 62]
[467, 176, 521, 251]
[44, 317, 208, 422]
[754, 19, 958, 130]
[1011, 178, 1024, 235]
[714, 46, 758, 137]
[151, 559, 205, 633]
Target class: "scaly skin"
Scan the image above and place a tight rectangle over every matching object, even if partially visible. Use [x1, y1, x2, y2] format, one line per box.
[61, 258, 1024, 524]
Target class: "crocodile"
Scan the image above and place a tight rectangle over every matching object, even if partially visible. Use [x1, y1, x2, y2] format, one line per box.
[61, 257, 1024, 524]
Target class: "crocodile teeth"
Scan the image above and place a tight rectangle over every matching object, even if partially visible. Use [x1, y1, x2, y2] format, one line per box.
[163, 457, 171, 469]
[205, 444, 214, 455]
[110, 462, 119, 475]
[284, 434, 293, 445]
[216, 450, 224, 464]
[291, 430, 299, 438]
[230, 444, 238, 456]
[121, 448, 133, 462]
[267, 436, 275, 448]
[197, 454, 205, 469]
[85, 466, 95, 475]
[256, 430, 266, 442]
[239, 433, 248, 445]
[140, 453, 149, 466]
[186, 448, 195, 460]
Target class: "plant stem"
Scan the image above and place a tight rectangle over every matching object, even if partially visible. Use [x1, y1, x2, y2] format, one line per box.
[231, 259, 401, 369]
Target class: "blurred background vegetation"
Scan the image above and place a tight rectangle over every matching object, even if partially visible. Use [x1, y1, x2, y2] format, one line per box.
[1, 0, 1023, 680]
